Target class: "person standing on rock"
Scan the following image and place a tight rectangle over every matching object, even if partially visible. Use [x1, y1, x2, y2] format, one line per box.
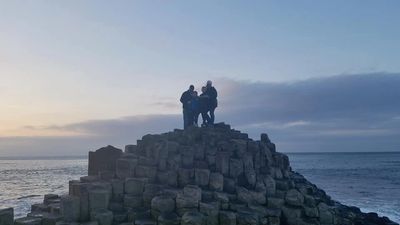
[199, 86, 211, 126]
[205, 80, 218, 125]
[190, 91, 200, 126]
[180, 85, 194, 129]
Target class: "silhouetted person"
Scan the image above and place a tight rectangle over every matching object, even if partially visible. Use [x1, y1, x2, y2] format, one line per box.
[205, 80, 218, 124]
[199, 86, 211, 126]
[191, 91, 200, 126]
[180, 85, 194, 129]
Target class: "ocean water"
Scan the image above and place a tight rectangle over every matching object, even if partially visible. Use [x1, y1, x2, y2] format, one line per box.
[0, 157, 87, 218]
[0, 153, 399, 223]
[287, 152, 400, 223]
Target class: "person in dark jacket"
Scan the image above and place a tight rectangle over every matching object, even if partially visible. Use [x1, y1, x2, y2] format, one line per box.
[191, 91, 200, 126]
[205, 80, 218, 124]
[180, 85, 194, 129]
[199, 86, 211, 126]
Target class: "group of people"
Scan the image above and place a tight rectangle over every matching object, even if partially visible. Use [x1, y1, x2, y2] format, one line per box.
[180, 80, 218, 129]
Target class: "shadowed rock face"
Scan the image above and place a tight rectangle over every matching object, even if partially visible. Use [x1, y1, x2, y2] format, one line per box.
[8, 123, 398, 225]
[88, 145, 123, 176]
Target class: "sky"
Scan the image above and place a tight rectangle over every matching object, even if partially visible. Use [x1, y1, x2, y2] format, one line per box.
[1, 1, 400, 156]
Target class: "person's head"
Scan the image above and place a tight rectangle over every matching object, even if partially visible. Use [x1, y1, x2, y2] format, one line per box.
[192, 91, 198, 97]
[201, 86, 207, 93]
[189, 85, 194, 92]
[206, 80, 212, 87]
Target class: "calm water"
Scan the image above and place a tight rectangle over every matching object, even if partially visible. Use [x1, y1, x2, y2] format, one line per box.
[0, 153, 399, 223]
[287, 152, 400, 223]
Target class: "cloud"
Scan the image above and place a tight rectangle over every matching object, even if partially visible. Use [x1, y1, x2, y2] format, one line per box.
[1, 73, 400, 156]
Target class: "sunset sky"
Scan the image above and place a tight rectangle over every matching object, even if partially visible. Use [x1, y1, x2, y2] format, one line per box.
[1, 1, 400, 156]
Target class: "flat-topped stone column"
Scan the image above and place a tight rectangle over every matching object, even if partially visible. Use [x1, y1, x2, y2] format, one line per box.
[0, 208, 13, 225]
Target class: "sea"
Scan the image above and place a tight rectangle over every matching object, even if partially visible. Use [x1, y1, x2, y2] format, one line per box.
[0, 152, 399, 223]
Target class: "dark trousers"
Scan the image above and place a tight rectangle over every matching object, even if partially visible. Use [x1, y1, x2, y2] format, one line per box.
[193, 111, 200, 125]
[201, 111, 210, 125]
[209, 107, 216, 124]
[183, 109, 191, 129]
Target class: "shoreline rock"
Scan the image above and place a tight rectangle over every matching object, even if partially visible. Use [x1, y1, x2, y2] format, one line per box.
[1, 123, 398, 225]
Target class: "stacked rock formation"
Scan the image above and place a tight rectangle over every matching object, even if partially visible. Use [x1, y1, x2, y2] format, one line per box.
[1, 123, 397, 225]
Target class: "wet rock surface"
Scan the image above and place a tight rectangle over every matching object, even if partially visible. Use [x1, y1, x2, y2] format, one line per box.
[3, 123, 398, 225]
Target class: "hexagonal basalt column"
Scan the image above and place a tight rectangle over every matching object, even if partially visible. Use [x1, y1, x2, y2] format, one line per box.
[0, 208, 14, 225]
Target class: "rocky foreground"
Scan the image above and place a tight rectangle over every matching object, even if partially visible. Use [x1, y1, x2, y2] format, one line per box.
[0, 123, 397, 225]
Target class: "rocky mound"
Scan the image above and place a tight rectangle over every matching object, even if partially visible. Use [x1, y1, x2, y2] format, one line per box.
[1, 123, 397, 225]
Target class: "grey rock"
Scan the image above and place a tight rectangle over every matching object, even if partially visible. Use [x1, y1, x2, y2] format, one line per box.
[260, 133, 270, 143]
[181, 148, 194, 168]
[125, 144, 137, 154]
[209, 173, 223, 191]
[176, 193, 199, 216]
[116, 158, 137, 179]
[215, 152, 230, 176]
[151, 196, 175, 219]
[262, 175, 276, 196]
[178, 168, 194, 187]
[199, 202, 219, 225]
[247, 141, 259, 154]
[80, 222, 98, 225]
[55, 222, 79, 225]
[43, 194, 59, 205]
[318, 203, 334, 225]
[125, 178, 146, 195]
[304, 206, 319, 218]
[80, 176, 99, 183]
[111, 179, 124, 199]
[135, 165, 157, 181]
[285, 189, 304, 207]
[123, 195, 143, 208]
[223, 178, 236, 194]
[88, 145, 122, 176]
[61, 195, 80, 222]
[48, 203, 61, 215]
[213, 192, 229, 204]
[219, 211, 236, 225]
[134, 219, 157, 225]
[229, 201, 246, 211]
[89, 188, 110, 211]
[0, 208, 14, 225]
[157, 213, 180, 225]
[31, 203, 49, 213]
[181, 212, 205, 225]
[167, 171, 178, 187]
[14, 217, 42, 225]
[201, 190, 215, 202]
[242, 154, 254, 171]
[90, 209, 113, 225]
[236, 211, 259, 225]
[113, 211, 128, 223]
[229, 158, 243, 178]
[183, 185, 202, 202]
[304, 195, 317, 207]
[268, 217, 279, 225]
[127, 208, 150, 222]
[69, 182, 90, 221]
[236, 187, 266, 205]
[267, 197, 284, 208]
[244, 169, 256, 188]
[281, 206, 302, 225]
[108, 201, 124, 212]
[231, 139, 247, 158]
[41, 214, 63, 225]
[275, 180, 289, 191]
[194, 169, 210, 187]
